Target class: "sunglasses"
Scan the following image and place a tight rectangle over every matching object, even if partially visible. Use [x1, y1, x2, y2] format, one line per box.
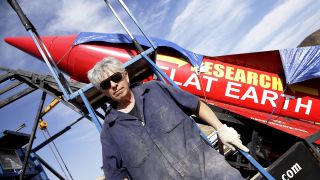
[100, 72, 125, 90]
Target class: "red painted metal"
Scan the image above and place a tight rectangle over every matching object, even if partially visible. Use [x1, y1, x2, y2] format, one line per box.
[4, 35, 320, 144]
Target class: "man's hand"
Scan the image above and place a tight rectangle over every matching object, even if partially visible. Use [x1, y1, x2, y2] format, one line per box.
[217, 124, 249, 152]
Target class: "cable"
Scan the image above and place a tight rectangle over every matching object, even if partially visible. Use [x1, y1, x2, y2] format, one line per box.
[266, 85, 288, 124]
[41, 130, 69, 180]
[195, 65, 208, 102]
[45, 129, 74, 180]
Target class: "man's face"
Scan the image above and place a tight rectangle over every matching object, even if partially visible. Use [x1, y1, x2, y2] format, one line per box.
[100, 70, 131, 102]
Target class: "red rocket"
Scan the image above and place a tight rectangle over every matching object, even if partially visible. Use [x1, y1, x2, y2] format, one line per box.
[4, 32, 320, 145]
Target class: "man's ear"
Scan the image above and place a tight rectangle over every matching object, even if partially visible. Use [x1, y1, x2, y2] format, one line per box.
[125, 71, 130, 83]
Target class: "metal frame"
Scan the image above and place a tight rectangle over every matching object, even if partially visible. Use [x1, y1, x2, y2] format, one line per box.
[0, 67, 91, 180]
[5, 0, 275, 179]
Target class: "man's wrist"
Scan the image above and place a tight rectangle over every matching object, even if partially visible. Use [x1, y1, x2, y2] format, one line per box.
[216, 123, 225, 131]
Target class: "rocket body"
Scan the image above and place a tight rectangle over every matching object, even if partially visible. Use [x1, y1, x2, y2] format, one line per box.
[4, 34, 320, 143]
[5, 35, 140, 82]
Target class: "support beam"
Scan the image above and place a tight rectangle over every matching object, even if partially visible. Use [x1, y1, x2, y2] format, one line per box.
[0, 87, 36, 108]
[0, 72, 13, 83]
[0, 80, 23, 95]
[32, 116, 84, 152]
[20, 92, 47, 180]
[35, 154, 66, 180]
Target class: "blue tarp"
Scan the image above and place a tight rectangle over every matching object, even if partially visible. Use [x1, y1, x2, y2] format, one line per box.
[280, 45, 320, 84]
[73, 32, 203, 67]
[74, 32, 320, 85]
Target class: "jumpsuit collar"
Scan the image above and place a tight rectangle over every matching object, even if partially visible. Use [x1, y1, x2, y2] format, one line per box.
[104, 83, 149, 124]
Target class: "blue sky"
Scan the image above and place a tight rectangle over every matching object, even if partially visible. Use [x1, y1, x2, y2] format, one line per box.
[0, 0, 320, 179]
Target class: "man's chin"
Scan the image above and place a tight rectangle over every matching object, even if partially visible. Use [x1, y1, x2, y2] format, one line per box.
[112, 92, 125, 101]
[113, 90, 123, 98]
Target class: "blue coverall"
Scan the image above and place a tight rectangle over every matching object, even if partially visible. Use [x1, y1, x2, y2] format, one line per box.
[101, 81, 244, 180]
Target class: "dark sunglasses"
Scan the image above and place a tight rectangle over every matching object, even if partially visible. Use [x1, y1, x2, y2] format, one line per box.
[100, 72, 125, 89]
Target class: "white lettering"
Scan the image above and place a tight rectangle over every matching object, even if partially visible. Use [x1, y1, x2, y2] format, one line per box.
[225, 82, 241, 99]
[261, 90, 278, 107]
[240, 86, 259, 103]
[169, 68, 182, 85]
[281, 94, 295, 110]
[295, 98, 312, 115]
[282, 174, 288, 180]
[202, 76, 218, 92]
[291, 163, 302, 174]
[158, 65, 169, 71]
[286, 170, 294, 178]
[183, 73, 201, 90]
[281, 162, 302, 179]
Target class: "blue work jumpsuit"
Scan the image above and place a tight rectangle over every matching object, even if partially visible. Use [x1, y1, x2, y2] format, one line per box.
[101, 81, 244, 180]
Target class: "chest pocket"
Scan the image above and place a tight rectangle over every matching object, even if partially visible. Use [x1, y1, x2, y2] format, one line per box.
[116, 123, 150, 168]
[152, 105, 185, 133]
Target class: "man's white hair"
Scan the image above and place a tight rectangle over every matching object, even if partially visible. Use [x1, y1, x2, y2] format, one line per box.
[87, 57, 125, 89]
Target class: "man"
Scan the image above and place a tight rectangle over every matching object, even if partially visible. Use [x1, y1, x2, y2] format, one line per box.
[88, 57, 249, 180]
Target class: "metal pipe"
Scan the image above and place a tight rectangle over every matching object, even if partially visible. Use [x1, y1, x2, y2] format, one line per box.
[35, 153, 66, 180]
[20, 92, 47, 180]
[118, 0, 157, 49]
[104, 0, 134, 40]
[32, 116, 85, 152]
[28, 30, 71, 98]
[104, 0, 146, 53]
[7, 0, 72, 99]
[238, 150, 275, 180]
[14, 123, 26, 132]
[79, 90, 102, 132]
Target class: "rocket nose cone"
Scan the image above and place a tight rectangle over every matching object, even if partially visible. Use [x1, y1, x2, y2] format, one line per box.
[4, 36, 56, 60]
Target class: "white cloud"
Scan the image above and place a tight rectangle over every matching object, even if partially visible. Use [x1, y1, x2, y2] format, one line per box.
[166, 0, 253, 55]
[232, 0, 315, 53]
[193, 1, 253, 55]
[263, 4, 320, 49]
[45, 0, 122, 34]
[134, 0, 172, 35]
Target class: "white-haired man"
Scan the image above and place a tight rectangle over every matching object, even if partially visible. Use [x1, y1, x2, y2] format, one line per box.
[88, 57, 249, 180]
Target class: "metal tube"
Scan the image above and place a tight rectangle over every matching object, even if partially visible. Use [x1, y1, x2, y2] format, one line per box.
[7, 0, 71, 98]
[32, 116, 85, 152]
[141, 53, 177, 88]
[79, 90, 102, 132]
[35, 154, 66, 180]
[105, 0, 146, 53]
[238, 150, 275, 180]
[41, 97, 60, 117]
[14, 123, 26, 132]
[0, 81, 23, 95]
[105, 0, 134, 40]
[38, 38, 73, 94]
[20, 92, 47, 180]
[28, 30, 70, 98]
[118, 0, 157, 49]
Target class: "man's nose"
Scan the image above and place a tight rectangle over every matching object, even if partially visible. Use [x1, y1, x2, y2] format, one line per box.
[110, 80, 118, 88]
